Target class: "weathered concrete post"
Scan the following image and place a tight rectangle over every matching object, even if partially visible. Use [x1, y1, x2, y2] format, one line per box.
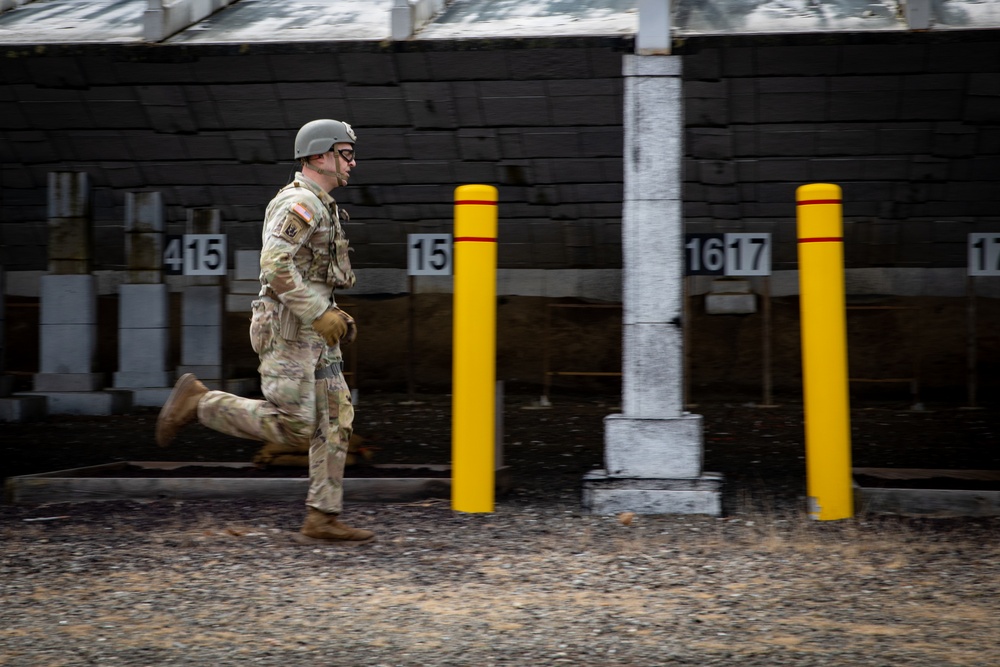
[582, 53, 722, 515]
[177, 208, 224, 388]
[114, 192, 172, 406]
[33, 172, 128, 415]
[0, 267, 7, 396]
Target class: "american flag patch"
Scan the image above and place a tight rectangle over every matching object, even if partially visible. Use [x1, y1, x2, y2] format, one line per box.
[290, 202, 313, 223]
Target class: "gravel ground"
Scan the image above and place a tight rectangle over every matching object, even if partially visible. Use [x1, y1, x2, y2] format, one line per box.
[2, 392, 999, 666]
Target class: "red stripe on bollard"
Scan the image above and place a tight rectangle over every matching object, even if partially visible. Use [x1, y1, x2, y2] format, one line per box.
[798, 237, 844, 243]
[454, 236, 497, 243]
[455, 200, 498, 206]
[797, 199, 842, 206]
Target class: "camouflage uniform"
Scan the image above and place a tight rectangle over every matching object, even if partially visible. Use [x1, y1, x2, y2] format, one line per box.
[198, 172, 356, 514]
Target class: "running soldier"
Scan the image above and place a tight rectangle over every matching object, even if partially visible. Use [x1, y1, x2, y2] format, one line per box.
[156, 119, 372, 545]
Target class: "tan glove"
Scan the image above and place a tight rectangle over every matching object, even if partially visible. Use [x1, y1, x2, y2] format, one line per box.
[334, 307, 358, 345]
[311, 310, 347, 346]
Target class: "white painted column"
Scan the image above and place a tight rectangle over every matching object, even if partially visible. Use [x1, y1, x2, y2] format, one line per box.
[582, 56, 722, 516]
[114, 192, 172, 406]
[31, 172, 129, 415]
[36, 172, 100, 392]
[177, 208, 224, 387]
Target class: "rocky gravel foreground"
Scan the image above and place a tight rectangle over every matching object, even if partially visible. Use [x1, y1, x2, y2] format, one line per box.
[3, 393, 999, 666]
[2, 495, 998, 667]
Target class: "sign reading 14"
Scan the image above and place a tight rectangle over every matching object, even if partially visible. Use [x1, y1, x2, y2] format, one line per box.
[164, 234, 227, 276]
[685, 233, 772, 276]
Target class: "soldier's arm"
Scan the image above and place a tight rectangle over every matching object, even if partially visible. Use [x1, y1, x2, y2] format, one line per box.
[260, 201, 329, 324]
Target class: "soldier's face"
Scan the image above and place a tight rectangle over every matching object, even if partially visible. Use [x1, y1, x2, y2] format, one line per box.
[314, 142, 355, 188]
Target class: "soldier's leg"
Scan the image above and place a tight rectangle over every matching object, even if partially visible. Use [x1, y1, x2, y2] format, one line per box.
[198, 376, 317, 446]
[197, 301, 325, 447]
[296, 366, 372, 544]
[305, 370, 353, 514]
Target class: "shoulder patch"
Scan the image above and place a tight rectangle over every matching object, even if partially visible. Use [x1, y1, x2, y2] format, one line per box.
[290, 202, 314, 224]
[278, 214, 309, 244]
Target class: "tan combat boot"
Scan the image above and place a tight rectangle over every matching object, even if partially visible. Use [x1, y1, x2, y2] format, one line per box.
[294, 507, 375, 545]
[156, 373, 208, 448]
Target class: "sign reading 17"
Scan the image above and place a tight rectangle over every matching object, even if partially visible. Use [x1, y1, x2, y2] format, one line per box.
[164, 234, 228, 276]
[685, 233, 772, 276]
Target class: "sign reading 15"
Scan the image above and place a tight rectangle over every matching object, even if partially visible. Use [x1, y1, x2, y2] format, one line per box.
[164, 234, 227, 276]
[685, 233, 772, 276]
[407, 233, 453, 276]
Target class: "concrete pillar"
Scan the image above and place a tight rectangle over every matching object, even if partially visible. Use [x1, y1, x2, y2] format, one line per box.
[37, 173, 100, 391]
[114, 192, 172, 406]
[0, 266, 46, 421]
[177, 208, 224, 387]
[0, 266, 7, 397]
[30, 172, 129, 415]
[582, 56, 722, 516]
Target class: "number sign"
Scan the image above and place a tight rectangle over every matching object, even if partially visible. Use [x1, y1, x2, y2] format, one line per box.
[685, 233, 771, 276]
[164, 234, 227, 276]
[408, 234, 453, 276]
[968, 233, 1000, 276]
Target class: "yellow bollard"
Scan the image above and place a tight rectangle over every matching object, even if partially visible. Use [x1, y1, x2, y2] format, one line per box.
[451, 184, 499, 513]
[796, 183, 854, 521]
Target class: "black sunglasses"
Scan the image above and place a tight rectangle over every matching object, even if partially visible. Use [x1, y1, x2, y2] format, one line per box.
[333, 148, 355, 162]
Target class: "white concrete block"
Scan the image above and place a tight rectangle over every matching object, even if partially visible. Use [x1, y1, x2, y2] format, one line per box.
[705, 293, 757, 314]
[604, 413, 703, 478]
[582, 470, 723, 516]
[583, 487, 722, 516]
[226, 293, 256, 314]
[228, 279, 261, 294]
[124, 191, 165, 233]
[623, 53, 682, 77]
[47, 172, 89, 218]
[119, 328, 169, 370]
[0, 395, 47, 422]
[129, 387, 174, 407]
[621, 323, 684, 417]
[234, 250, 260, 280]
[34, 373, 104, 392]
[709, 279, 751, 294]
[622, 199, 683, 324]
[40, 275, 97, 324]
[635, 0, 673, 55]
[181, 326, 222, 365]
[176, 364, 224, 381]
[39, 324, 96, 374]
[120, 284, 169, 328]
[623, 69, 682, 201]
[182, 286, 223, 323]
[25, 390, 130, 416]
[114, 371, 172, 388]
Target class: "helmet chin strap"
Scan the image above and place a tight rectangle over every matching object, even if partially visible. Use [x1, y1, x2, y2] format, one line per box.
[304, 154, 348, 187]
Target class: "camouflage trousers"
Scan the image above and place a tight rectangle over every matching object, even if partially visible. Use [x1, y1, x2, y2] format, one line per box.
[198, 299, 353, 514]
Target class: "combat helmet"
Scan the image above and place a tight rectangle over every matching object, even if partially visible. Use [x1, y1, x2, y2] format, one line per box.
[294, 119, 357, 159]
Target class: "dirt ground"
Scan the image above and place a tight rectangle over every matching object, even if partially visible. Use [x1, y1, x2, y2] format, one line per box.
[3, 389, 999, 513]
[3, 389, 999, 667]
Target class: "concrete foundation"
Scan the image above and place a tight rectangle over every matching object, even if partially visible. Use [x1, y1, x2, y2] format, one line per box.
[583, 54, 721, 516]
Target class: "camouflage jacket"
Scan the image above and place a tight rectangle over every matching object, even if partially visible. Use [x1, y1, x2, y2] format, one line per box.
[258, 172, 355, 324]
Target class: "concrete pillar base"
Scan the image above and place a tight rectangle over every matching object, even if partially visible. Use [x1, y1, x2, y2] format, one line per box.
[582, 470, 724, 516]
[19, 390, 131, 416]
[0, 395, 48, 422]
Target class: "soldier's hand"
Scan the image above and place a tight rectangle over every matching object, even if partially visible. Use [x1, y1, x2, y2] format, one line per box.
[334, 308, 358, 345]
[311, 310, 348, 346]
